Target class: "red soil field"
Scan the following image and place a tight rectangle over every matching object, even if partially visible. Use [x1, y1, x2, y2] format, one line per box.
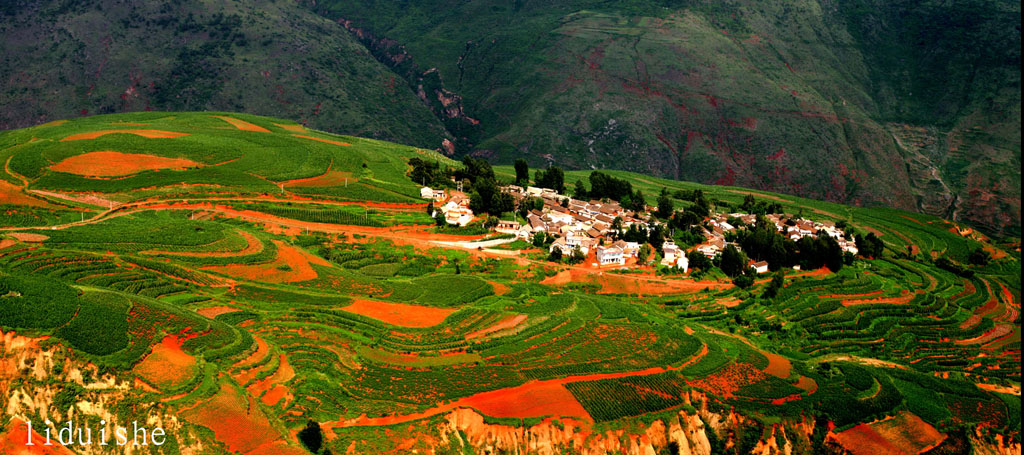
[247, 354, 295, 402]
[0, 418, 76, 455]
[832, 412, 945, 455]
[466, 314, 528, 340]
[143, 230, 263, 257]
[29, 189, 118, 208]
[841, 291, 915, 307]
[181, 382, 305, 455]
[332, 346, 710, 428]
[234, 336, 270, 369]
[489, 281, 510, 296]
[60, 129, 190, 141]
[281, 168, 356, 188]
[1, 180, 57, 208]
[197, 305, 241, 318]
[291, 134, 350, 146]
[819, 290, 883, 299]
[462, 382, 590, 420]
[541, 268, 732, 295]
[342, 299, 457, 328]
[7, 233, 49, 242]
[212, 115, 271, 132]
[795, 376, 818, 394]
[133, 335, 197, 390]
[956, 323, 1014, 345]
[203, 240, 320, 283]
[687, 362, 765, 399]
[273, 123, 305, 132]
[0, 239, 15, 249]
[762, 351, 792, 378]
[261, 384, 289, 406]
[49, 151, 200, 177]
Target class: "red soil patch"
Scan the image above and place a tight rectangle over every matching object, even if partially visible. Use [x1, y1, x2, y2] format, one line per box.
[332, 347, 709, 428]
[0, 239, 15, 249]
[832, 412, 945, 455]
[203, 240, 320, 283]
[466, 314, 528, 340]
[50, 151, 199, 176]
[7, 233, 48, 242]
[291, 134, 350, 146]
[841, 291, 915, 306]
[181, 382, 304, 454]
[197, 305, 241, 318]
[110, 122, 150, 125]
[29, 190, 118, 208]
[36, 120, 67, 128]
[274, 123, 306, 132]
[143, 230, 263, 257]
[541, 268, 732, 295]
[795, 376, 818, 394]
[820, 290, 883, 299]
[488, 280, 510, 296]
[281, 166, 356, 188]
[1, 180, 57, 208]
[462, 382, 590, 420]
[342, 299, 456, 328]
[687, 362, 766, 399]
[234, 336, 270, 369]
[956, 323, 1014, 345]
[0, 418, 76, 455]
[134, 335, 197, 390]
[60, 129, 190, 141]
[763, 351, 792, 378]
[247, 354, 295, 402]
[212, 115, 271, 132]
[262, 384, 289, 406]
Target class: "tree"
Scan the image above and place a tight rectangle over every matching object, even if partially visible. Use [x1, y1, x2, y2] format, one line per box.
[630, 189, 646, 212]
[455, 156, 495, 184]
[638, 244, 653, 265]
[535, 166, 566, 193]
[484, 216, 499, 229]
[762, 270, 784, 298]
[298, 420, 323, 454]
[733, 273, 755, 289]
[532, 231, 547, 247]
[569, 246, 586, 264]
[856, 232, 884, 258]
[514, 158, 529, 185]
[426, 201, 434, 216]
[720, 244, 747, 278]
[687, 250, 712, 271]
[573, 179, 588, 199]
[548, 247, 563, 262]
[434, 211, 447, 226]
[656, 187, 674, 219]
[968, 247, 992, 266]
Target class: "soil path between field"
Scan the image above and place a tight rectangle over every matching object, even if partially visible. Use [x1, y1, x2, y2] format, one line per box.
[326, 341, 708, 428]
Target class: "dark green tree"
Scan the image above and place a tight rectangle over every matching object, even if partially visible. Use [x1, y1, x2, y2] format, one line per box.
[514, 158, 529, 185]
[720, 244, 747, 277]
[297, 420, 323, 454]
[656, 187, 674, 219]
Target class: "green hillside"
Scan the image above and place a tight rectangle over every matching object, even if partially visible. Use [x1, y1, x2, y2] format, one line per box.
[0, 112, 452, 223]
[0, 0, 449, 146]
[305, 0, 1021, 236]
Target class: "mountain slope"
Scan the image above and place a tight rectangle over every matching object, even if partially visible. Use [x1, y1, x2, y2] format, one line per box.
[305, 0, 1021, 236]
[0, 0, 449, 146]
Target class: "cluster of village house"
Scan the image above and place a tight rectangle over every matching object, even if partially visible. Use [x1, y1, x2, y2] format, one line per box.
[422, 185, 858, 273]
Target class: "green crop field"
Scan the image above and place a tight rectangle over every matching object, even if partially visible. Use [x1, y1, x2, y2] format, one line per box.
[0, 113, 1018, 454]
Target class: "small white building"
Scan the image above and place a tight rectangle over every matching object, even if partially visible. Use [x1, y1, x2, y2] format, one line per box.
[752, 261, 769, 274]
[596, 245, 625, 265]
[420, 187, 446, 201]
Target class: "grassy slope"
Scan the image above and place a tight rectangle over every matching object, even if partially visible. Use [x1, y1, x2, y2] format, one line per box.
[0, 0, 448, 147]
[0, 112, 455, 207]
[306, 0, 1021, 236]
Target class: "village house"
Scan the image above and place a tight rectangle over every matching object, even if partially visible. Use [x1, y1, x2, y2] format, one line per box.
[596, 244, 625, 265]
[420, 186, 446, 201]
[495, 220, 521, 235]
[752, 261, 769, 274]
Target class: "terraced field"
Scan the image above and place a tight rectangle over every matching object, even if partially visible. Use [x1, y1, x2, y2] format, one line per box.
[0, 113, 1018, 454]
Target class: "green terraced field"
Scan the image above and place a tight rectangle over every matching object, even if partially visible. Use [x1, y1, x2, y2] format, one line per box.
[0, 113, 1018, 454]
